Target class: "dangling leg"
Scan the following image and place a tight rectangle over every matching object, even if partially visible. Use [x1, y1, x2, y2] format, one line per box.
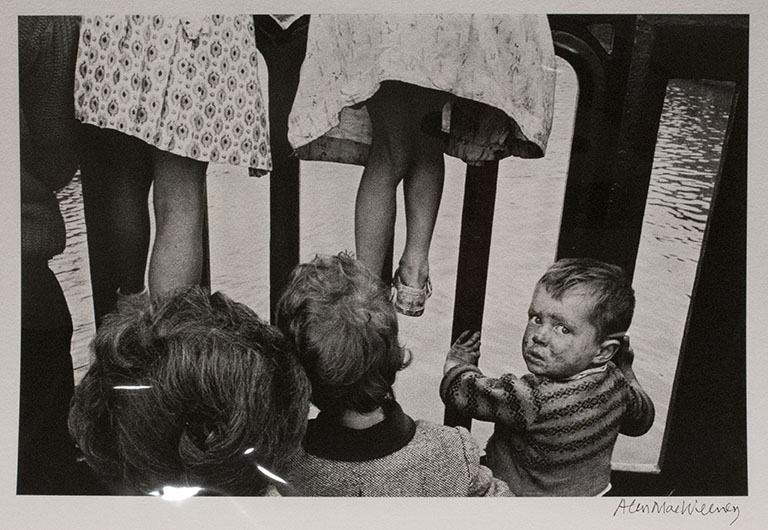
[148, 149, 207, 294]
[357, 82, 447, 315]
[355, 82, 413, 277]
[398, 85, 447, 292]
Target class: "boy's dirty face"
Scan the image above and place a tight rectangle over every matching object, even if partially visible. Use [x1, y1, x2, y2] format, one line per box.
[522, 284, 603, 379]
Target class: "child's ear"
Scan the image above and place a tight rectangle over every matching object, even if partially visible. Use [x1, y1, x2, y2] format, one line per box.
[593, 338, 620, 365]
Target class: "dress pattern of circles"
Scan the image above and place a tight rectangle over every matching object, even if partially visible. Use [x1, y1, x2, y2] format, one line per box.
[74, 15, 271, 174]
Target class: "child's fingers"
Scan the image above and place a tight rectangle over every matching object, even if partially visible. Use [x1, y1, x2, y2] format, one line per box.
[621, 334, 631, 351]
[454, 330, 479, 346]
[619, 337, 633, 359]
[456, 330, 473, 343]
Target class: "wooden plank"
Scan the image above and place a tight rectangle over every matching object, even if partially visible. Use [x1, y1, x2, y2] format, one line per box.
[444, 162, 499, 429]
[253, 16, 309, 321]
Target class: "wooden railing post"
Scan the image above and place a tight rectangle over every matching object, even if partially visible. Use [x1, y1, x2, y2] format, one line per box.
[444, 162, 499, 429]
[609, 15, 748, 496]
[548, 15, 642, 277]
[253, 16, 309, 321]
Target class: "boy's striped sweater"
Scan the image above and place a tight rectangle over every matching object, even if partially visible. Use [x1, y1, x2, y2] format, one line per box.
[440, 361, 654, 496]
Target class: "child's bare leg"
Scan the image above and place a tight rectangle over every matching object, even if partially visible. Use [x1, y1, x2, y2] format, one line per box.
[398, 155, 444, 287]
[357, 82, 448, 283]
[399, 100, 445, 287]
[355, 82, 413, 277]
[148, 149, 207, 294]
[399, 86, 447, 288]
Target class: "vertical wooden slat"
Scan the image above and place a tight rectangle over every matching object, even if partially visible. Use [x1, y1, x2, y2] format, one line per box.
[552, 16, 647, 277]
[80, 172, 119, 327]
[444, 162, 499, 429]
[199, 181, 211, 289]
[253, 16, 309, 321]
[608, 16, 748, 496]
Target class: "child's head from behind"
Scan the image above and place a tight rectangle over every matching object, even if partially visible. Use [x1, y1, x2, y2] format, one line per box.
[522, 258, 635, 379]
[68, 287, 311, 496]
[276, 253, 407, 415]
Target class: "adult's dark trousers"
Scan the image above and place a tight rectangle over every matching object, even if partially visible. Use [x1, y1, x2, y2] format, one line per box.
[17, 260, 82, 494]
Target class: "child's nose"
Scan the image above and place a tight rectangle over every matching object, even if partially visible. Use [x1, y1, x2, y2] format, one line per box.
[532, 330, 548, 345]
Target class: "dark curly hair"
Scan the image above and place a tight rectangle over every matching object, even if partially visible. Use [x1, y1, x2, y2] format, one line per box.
[275, 253, 410, 415]
[68, 287, 311, 496]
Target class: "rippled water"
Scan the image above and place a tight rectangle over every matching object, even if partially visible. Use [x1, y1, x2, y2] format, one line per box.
[612, 79, 732, 464]
[50, 61, 733, 466]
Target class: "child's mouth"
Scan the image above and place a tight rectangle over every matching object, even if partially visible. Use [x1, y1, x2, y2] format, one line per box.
[524, 348, 545, 363]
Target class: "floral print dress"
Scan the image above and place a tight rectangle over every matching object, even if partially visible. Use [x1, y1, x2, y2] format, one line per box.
[74, 15, 271, 175]
[288, 14, 556, 166]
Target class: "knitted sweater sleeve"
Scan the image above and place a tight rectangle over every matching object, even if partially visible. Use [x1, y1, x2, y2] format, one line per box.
[440, 364, 538, 430]
[19, 16, 79, 260]
[455, 427, 513, 497]
[19, 16, 80, 191]
[619, 372, 655, 436]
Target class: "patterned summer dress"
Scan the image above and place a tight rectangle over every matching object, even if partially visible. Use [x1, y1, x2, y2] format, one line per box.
[288, 14, 556, 166]
[74, 15, 271, 174]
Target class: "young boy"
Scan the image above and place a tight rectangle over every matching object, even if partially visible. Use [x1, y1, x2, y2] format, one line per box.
[440, 258, 655, 496]
[276, 253, 512, 496]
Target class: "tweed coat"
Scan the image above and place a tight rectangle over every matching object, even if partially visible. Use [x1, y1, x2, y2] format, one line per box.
[282, 401, 512, 497]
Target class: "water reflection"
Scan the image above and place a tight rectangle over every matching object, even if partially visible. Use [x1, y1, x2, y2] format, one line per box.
[648, 81, 731, 238]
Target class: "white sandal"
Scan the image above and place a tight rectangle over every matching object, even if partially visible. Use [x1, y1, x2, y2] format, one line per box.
[392, 270, 432, 317]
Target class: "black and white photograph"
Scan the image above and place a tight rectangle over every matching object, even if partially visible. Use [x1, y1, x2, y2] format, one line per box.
[2, 3, 763, 529]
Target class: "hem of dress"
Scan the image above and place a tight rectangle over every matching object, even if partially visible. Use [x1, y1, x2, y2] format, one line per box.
[295, 136, 370, 166]
[75, 116, 272, 176]
[288, 71, 546, 155]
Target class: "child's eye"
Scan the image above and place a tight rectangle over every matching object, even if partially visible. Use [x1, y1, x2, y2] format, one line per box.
[529, 315, 542, 325]
[555, 325, 571, 335]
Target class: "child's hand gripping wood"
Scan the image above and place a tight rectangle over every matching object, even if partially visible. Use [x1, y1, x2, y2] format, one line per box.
[610, 334, 636, 381]
[444, 331, 481, 375]
[610, 334, 656, 436]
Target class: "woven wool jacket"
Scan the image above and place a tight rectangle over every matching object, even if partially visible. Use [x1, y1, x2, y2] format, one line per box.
[281, 401, 512, 497]
[440, 362, 654, 496]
